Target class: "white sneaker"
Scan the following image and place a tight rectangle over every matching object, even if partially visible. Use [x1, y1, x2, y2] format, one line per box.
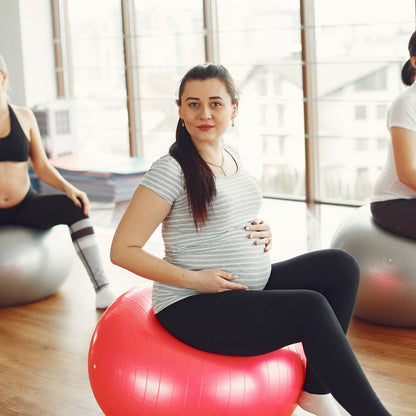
[95, 285, 118, 309]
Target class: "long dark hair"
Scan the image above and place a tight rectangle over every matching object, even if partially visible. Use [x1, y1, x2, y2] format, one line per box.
[401, 31, 416, 86]
[169, 63, 239, 230]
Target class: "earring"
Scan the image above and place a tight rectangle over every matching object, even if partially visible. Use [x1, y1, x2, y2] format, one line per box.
[181, 119, 185, 127]
[231, 118, 235, 128]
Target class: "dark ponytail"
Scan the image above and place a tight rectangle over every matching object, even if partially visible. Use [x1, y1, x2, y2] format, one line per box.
[169, 122, 216, 230]
[169, 63, 239, 230]
[401, 31, 416, 86]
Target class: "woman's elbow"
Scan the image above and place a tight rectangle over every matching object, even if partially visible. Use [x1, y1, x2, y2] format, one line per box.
[110, 241, 124, 266]
[110, 238, 142, 268]
[397, 170, 416, 190]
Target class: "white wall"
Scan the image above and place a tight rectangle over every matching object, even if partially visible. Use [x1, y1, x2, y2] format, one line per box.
[0, 0, 56, 107]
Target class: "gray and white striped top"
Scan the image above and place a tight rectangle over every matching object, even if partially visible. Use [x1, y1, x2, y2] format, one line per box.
[140, 144, 271, 314]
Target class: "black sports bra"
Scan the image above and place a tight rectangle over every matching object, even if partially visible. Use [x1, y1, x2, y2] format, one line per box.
[0, 105, 30, 162]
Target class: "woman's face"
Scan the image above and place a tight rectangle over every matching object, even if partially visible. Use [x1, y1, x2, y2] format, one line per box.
[178, 78, 238, 146]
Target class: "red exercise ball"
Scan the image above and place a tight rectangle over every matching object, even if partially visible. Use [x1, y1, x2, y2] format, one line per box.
[88, 286, 306, 416]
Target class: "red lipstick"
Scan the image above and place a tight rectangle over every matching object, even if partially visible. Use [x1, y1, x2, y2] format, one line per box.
[197, 125, 214, 131]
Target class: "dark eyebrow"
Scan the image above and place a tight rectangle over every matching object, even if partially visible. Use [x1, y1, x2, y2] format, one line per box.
[185, 96, 225, 101]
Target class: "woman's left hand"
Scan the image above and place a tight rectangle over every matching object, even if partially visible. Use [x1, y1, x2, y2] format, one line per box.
[245, 218, 272, 252]
[65, 186, 90, 216]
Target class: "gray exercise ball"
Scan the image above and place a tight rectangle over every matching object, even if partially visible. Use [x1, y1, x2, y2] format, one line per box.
[331, 205, 416, 327]
[0, 225, 74, 307]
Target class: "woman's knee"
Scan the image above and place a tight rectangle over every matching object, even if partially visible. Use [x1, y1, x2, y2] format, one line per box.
[305, 290, 330, 310]
[302, 290, 341, 331]
[324, 249, 360, 291]
[55, 196, 88, 224]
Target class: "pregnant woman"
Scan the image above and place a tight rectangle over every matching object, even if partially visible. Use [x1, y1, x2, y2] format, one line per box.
[111, 63, 392, 416]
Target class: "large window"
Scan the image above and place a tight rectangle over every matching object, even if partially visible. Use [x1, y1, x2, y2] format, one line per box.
[64, 0, 205, 162]
[66, 0, 128, 157]
[313, 0, 415, 203]
[216, 0, 305, 198]
[133, 0, 205, 160]
[57, 0, 416, 205]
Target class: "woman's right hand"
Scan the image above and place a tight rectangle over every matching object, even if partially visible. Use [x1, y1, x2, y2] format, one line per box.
[65, 184, 90, 215]
[191, 269, 249, 293]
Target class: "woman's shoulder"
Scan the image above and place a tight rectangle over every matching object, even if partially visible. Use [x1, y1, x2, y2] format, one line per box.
[9, 104, 36, 124]
[391, 85, 416, 109]
[144, 153, 184, 183]
[388, 87, 416, 127]
[150, 153, 182, 172]
[222, 143, 240, 159]
[141, 153, 185, 202]
[222, 143, 244, 169]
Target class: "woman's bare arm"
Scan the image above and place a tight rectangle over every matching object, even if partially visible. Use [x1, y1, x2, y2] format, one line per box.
[391, 126, 416, 191]
[110, 185, 248, 292]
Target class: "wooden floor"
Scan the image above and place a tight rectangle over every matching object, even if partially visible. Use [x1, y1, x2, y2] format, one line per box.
[0, 199, 415, 416]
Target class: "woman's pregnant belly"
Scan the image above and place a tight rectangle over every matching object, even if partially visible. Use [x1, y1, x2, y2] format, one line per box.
[166, 227, 271, 290]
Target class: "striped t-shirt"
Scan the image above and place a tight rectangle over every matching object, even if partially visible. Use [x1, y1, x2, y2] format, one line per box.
[140, 144, 271, 314]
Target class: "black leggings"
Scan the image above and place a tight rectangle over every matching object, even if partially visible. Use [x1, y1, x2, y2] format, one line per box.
[156, 249, 390, 416]
[371, 199, 416, 241]
[0, 187, 109, 291]
[0, 187, 85, 229]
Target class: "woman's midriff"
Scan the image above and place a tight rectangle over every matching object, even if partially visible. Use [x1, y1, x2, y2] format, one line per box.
[0, 162, 31, 208]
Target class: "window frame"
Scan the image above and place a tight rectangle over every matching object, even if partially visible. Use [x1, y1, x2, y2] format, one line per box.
[52, 0, 416, 207]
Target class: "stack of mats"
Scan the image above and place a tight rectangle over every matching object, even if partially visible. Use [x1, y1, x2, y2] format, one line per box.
[34, 154, 150, 202]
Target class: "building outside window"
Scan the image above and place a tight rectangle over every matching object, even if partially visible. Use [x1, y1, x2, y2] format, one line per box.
[59, 0, 415, 205]
[216, 0, 305, 198]
[314, 0, 414, 203]
[66, 0, 128, 158]
[355, 105, 367, 121]
[132, 0, 205, 160]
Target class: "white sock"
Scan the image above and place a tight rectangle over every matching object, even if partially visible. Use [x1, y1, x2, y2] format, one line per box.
[95, 285, 117, 309]
[298, 391, 342, 416]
